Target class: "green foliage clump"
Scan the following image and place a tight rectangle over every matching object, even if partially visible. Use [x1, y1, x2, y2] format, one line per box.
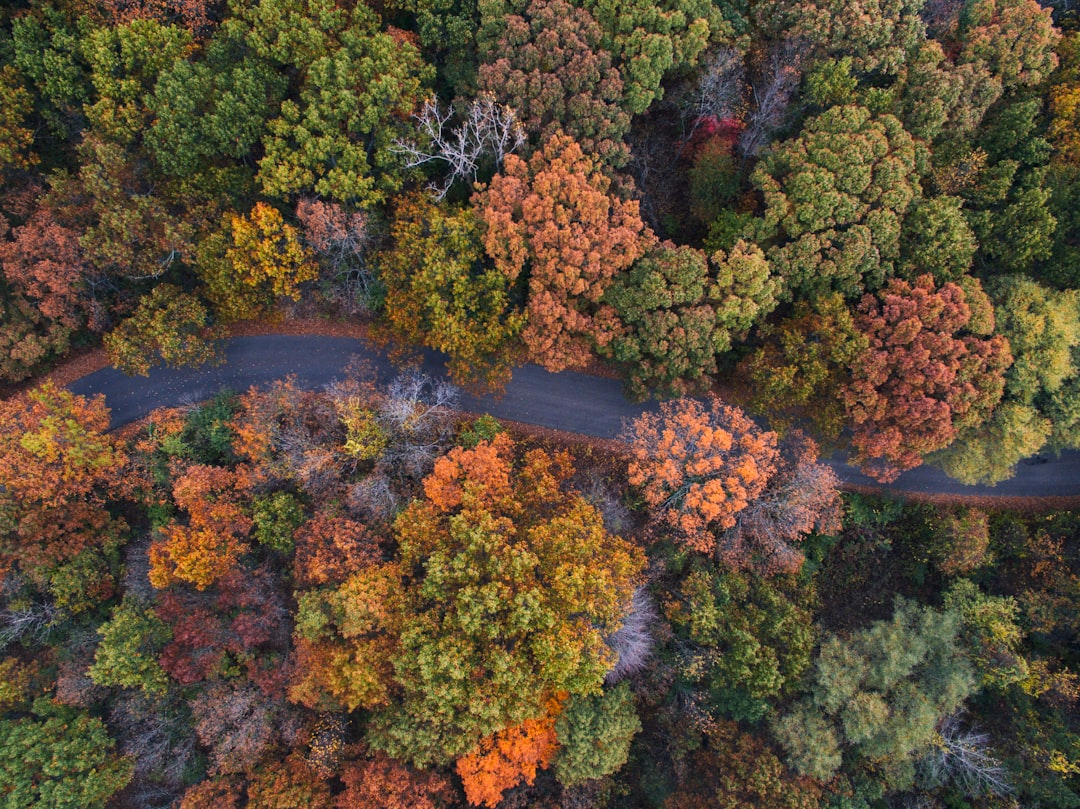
[772, 598, 976, 789]
[89, 597, 172, 696]
[0, 698, 133, 809]
[665, 559, 816, 721]
[252, 491, 305, 553]
[554, 682, 641, 786]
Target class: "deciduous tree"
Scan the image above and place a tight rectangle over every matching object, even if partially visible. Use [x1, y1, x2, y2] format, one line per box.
[104, 284, 223, 376]
[478, 0, 630, 166]
[367, 433, 643, 766]
[198, 203, 318, 322]
[476, 131, 655, 371]
[148, 464, 254, 589]
[336, 751, 458, 809]
[378, 193, 524, 389]
[843, 275, 1011, 482]
[0, 383, 129, 574]
[752, 105, 922, 299]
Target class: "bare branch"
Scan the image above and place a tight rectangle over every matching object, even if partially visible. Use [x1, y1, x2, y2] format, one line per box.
[393, 94, 526, 200]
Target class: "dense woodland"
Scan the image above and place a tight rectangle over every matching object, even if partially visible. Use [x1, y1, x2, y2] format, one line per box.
[1, 0, 1080, 805]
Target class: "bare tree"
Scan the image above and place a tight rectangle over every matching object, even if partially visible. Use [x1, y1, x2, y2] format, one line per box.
[921, 713, 1014, 798]
[0, 598, 62, 647]
[378, 370, 459, 478]
[739, 40, 805, 158]
[393, 94, 526, 200]
[605, 588, 658, 684]
[695, 46, 748, 123]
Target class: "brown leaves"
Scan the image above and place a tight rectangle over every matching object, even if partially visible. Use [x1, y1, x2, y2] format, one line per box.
[843, 275, 1012, 481]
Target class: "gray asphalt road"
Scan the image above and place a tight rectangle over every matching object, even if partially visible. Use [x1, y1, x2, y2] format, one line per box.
[67, 334, 1080, 499]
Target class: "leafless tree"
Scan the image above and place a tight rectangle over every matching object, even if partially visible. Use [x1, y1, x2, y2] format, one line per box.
[393, 94, 526, 200]
[578, 471, 633, 536]
[0, 598, 62, 648]
[378, 370, 459, 478]
[695, 46, 748, 123]
[346, 471, 400, 522]
[605, 588, 658, 684]
[739, 40, 805, 158]
[920, 713, 1014, 798]
[110, 692, 195, 788]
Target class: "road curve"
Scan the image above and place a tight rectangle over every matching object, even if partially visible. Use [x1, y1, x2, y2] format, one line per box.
[66, 334, 1080, 499]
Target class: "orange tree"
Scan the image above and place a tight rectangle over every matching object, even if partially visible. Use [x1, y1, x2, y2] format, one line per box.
[0, 383, 129, 576]
[365, 432, 644, 767]
[475, 131, 655, 372]
[624, 398, 840, 573]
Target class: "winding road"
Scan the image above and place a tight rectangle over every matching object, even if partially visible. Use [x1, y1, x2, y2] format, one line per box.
[66, 334, 1080, 500]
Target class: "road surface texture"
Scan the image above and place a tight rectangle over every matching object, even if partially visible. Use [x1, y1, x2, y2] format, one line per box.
[68, 334, 1080, 499]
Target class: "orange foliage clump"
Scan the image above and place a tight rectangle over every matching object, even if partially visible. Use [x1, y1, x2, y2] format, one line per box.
[337, 751, 458, 809]
[476, 131, 655, 372]
[626, 398, 778, 552]
[0, 382, 129, 573]
[455, 696, 564, 808]
[148, 465, 253, 589]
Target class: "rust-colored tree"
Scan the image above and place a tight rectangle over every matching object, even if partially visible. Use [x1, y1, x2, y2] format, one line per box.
[476, 131, 655, 371]
[292, 514, 382, 588]
[842, 275, 1012, 482]
[336, 751, 458, 809]
[148, 464, 254, 590]
[0, 383, 128, 575]
[456, 696, 562, 808]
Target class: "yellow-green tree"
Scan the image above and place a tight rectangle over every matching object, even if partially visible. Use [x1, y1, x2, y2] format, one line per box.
[367, 433, 644, 766]
[198, 203, 318, 322]
[379, 193, 525, 389]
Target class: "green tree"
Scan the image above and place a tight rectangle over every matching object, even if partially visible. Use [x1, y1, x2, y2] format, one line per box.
[0, 698, 133, 809]
[664, 560, 816, 721]
[252, 491, 305, 553]
[898, 195, 977, 282]
[605, 240, 778, 398]
[147, 25, 288, 178]
[740, 293, 868, 439]
[378, 193, 525, 389]
[88, 597, 172, 696]
[773, 599, 977, 789]
[752, 105, 922, 299]
[104, 284, 223, 376]
[553, 682, 641, 787]
[250, 0, 433, 205]
[81, 19, 193, 146]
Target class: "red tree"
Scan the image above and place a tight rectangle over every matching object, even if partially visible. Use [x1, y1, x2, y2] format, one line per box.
[843, 275, 1012, 481]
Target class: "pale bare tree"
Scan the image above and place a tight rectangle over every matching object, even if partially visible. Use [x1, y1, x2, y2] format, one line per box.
[739, 41, 805, 158]
[605, 588, 658, 684]
[393, 94, 526, 200]
[921, 713, 1014, 798]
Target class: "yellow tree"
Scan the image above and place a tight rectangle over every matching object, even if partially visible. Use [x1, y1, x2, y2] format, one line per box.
[198, 203, 318, 322]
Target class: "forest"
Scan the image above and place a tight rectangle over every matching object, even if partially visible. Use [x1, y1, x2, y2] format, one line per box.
[0, 0, 1079, 805]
